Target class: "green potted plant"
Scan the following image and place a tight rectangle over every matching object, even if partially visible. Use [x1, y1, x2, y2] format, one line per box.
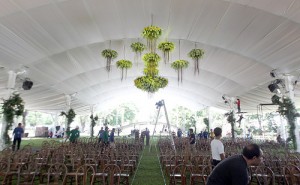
[116, 59, 133, 81]
[101, 49, 118, 72]
[134, 76, 168, 93]
[188, 48, 204, 75]
[90, 114, 98, 137]
[131, 42, 146, 66]
[142, 26, 162, 52]
[60, 108, 76, 128]
[1, 93, 24, 145]
[158, 41, 175, 64]
[171, 60, 189, 83]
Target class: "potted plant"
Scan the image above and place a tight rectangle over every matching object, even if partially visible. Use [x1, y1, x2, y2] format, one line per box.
[101, 49, 118, 72]
[188, 48, 204, 75]
[60, 108, 76, 128]
[143, 53, 160, 65]
[158, 41, 175, 64]
[1, 93, 24, 145]
[116, 59, 133, 81]
[142, 26, 162, 52]
[131, 42, 146, 66]
[90, 114, 98, 137]
[171, 60, 189, 83]
[134, 76, 168, 93]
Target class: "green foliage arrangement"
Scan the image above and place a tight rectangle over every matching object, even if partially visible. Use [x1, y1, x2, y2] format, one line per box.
[131, 42, 146, 53]
[188, 48, 204, 75]
[142, 26, 162, 40]
[60, 108, 76, 128]
[143, 53, 161, 63]
[101, 49, 118, 72]
[116, 59, 133, 81]
[158, 41, 175, 64]
[273, 96, 299, 150]
[225, 111, 236, 139]
[203, 118, 209, 131]
[271, 94, 281, 104]
[1, 93, 24, 144]
[135, 25, 168, 94]
[171, 60, 189, 83]
[143, 68, 159, 76]
[134, 76, 168, 93]
[131, 42, 146, 66]
[90, 114, 99, 137]
[142, 26, 162, 52]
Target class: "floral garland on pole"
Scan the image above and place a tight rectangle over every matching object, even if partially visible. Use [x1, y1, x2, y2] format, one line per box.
[90, 114, 98, 137]
[131, 42, 146, 66]
[60, 108, 76, 128]
[116, 60, 132, 81]
[188, 48, 204, 75]
[171, 60, 189, 83]
[1, 93, 24, 144]
[272, 95, 299, 150]
[101, 49, 118, 72]
[225, 111, 236, 140]
[158, 41, 175, 64]
[203, 118, 210, 131]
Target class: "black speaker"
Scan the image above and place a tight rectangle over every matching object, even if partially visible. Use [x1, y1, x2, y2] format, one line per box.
[22, 80, 33, 90]
[268, 83, 279, 93]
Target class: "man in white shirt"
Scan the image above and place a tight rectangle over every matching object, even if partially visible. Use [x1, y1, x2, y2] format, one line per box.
[210, 127, 225, 168]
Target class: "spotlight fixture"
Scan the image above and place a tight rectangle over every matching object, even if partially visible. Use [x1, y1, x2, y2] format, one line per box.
[268, 79, 285, 94]
[22, 78, 33, 90]
[268, 83, 280, 93]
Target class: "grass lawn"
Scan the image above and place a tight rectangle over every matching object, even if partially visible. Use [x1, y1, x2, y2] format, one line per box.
[132, 145, 165, 185]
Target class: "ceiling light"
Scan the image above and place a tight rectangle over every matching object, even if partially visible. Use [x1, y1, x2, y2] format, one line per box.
[22, 78, 33, 90]
[268, 83, 280, 93]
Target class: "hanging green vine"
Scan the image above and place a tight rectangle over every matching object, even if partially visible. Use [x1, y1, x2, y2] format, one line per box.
[1, 93, 24, 144]
[142, 26, 162, 52]
[273, 96, 299, 150]
[225, 111, 236, 139]
[188, 48, 204, 75]
[171, 60, 189, 83]
[101, 49, 118, 72]
[131, 42, 146, 66]
[90, 114, 99, 137]
[60, 108, 76, 128]
[158, 41, 175, 64]
[116, 59, 132, 81]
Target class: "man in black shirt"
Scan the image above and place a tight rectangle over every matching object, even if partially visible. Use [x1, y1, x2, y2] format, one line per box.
[207, 143, 263, 185]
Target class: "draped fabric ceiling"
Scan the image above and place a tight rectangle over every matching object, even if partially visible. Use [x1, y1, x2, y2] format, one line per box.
[0, 0, 300, 115]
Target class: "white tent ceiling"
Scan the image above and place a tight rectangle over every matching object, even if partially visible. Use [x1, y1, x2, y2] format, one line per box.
[0, 0, 300, 115]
